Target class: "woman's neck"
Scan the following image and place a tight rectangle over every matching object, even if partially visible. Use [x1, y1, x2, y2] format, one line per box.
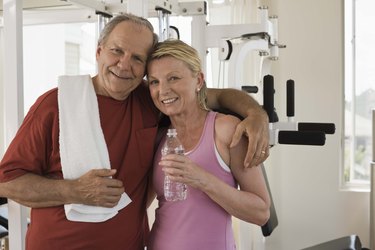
[170, 109, 209, 151]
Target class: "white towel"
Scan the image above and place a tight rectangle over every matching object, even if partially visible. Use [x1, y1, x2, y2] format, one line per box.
[58, 74, 131, 223]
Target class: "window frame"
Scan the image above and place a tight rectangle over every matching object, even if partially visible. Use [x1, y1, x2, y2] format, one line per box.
[342, 0, 371, 191]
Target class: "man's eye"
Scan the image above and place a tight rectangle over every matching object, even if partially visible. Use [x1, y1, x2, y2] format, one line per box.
[111, 48, 122, 54]
[134, 56, 144, 63]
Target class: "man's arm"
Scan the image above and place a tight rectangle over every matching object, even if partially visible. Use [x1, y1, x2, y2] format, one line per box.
[0, 169, 124, 208]
[206, 88, 270, 168]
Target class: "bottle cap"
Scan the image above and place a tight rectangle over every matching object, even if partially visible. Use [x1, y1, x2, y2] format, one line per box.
[167, 128, 177, 136]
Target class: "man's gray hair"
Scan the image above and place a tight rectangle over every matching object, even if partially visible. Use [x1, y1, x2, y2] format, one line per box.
[98, 13, 158, 48]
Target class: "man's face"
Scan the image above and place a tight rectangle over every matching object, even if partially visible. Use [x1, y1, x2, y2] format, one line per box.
[95, 21, 153, 100]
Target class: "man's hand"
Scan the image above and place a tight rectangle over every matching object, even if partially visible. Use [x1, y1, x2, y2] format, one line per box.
[230, 110, 270, 168]
[72, 169, 124, 208]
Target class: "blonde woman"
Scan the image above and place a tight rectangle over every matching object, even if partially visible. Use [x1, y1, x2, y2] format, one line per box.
[146, 39, 271, 250]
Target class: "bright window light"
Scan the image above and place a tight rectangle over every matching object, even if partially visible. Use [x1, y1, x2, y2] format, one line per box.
[343, 0, 374, 190]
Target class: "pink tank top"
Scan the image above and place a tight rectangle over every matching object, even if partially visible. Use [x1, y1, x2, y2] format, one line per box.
[148, 111, 237, 250]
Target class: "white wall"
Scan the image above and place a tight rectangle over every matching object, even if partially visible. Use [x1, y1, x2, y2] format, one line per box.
[262, 0, 370, 249]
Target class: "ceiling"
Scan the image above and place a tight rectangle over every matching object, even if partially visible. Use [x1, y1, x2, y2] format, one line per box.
[0, 0, 78, 11]
[0, 0, 209, 25]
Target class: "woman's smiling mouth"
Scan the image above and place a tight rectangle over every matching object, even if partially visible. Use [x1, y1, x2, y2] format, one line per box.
[161, 97, 178, 104]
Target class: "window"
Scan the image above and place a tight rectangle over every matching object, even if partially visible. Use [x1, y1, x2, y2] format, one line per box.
[23, 22, 97, 115]
[65, 42, 80, 75]
[344, 0, 374, 189]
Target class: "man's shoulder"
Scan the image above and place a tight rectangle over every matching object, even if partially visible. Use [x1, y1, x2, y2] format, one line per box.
[133, 82, 160, 123]
[28, 88, 58, 116]
[38, 88, 58, 102]
[133, 83, 153, 107]
[133, 82, 150, 96]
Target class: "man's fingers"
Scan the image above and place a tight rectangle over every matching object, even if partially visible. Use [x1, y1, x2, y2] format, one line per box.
[231, 116, 271, 168]
[230, 124, 246, 148]
[74, 169, 125, 207]
[99, 193, 123, 208]
[92, 168, 117, 177]
[244, 140, 257, 168]
[247, 142, 270, 167]
[104, 178, 124, 189]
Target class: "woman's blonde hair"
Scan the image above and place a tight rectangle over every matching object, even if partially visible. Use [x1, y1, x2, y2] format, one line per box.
[148, 39, 209, 111]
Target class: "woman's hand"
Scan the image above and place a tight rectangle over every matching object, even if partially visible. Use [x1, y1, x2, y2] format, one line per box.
[159, 154, 209, 190]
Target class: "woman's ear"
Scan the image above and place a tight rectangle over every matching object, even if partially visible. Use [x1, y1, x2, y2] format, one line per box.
[197, 72, 205, 90]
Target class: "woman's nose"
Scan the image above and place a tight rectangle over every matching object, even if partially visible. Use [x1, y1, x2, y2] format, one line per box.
[159, 81, 170, 95]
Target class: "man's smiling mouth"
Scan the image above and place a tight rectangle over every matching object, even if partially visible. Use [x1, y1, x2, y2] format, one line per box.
[110, 71, 132, 80]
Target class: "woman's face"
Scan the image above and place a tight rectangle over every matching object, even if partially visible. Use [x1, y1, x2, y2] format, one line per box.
[147, 56, 202, 117]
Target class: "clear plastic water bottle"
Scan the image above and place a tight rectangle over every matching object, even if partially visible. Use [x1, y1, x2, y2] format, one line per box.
[161, 128, 187, 201]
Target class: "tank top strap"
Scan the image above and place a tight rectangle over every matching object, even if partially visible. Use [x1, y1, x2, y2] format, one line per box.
[198, 111, 217, 151]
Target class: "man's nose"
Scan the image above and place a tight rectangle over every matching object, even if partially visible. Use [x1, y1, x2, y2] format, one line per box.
[117, 53, 131, 70]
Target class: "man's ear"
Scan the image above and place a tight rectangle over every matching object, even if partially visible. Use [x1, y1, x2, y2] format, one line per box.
[96, 45, 102, 60]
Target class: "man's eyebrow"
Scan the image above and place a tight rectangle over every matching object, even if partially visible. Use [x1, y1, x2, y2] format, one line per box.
[106, 42, 120, 48]
[135, 52, 148, 61]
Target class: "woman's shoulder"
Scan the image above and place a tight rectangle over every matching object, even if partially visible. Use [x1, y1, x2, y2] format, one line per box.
[215, 112, 241, 130]
[214, 112, 241, 143]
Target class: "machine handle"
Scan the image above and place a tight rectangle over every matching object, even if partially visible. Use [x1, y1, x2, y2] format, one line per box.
[278, 130, 326, 146]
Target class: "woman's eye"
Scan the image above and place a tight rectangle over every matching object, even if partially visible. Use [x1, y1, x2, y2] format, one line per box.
[149, 80, 158, 85]
[169, 76, 179, 81]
